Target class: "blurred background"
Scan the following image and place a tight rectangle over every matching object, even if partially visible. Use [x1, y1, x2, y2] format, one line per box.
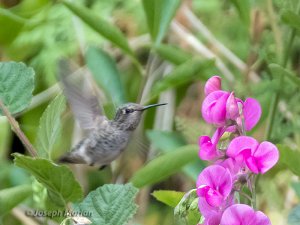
[1, 0, 300, 224]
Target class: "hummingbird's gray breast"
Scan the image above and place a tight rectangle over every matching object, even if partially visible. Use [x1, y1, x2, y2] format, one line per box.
[84, 120, 132, 165]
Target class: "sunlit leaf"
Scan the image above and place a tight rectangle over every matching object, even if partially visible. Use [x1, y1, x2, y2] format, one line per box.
[150, 58, 214, 99]
[35, 94, 66, 159]
[0, 184, 32, 215]
[13, 153, 83, 206]
[142, 0, 181, 46]
[74, 183, 138, 225]
[62, 1, 134, 57]
[0, 62, 34, 115]
[85, 47, 126, 106]
[152, 190, 185, 208]
[130, 145, 198, 188]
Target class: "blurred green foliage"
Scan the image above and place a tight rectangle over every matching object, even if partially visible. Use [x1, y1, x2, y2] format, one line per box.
[0, 0, 300, 224]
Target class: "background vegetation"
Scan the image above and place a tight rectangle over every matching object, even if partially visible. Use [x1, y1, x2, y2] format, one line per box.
[0, 0, 300, 224]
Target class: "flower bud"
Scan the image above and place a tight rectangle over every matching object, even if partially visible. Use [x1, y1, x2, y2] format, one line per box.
[204, 76, 221, 96]
[226, 92, 239, 121]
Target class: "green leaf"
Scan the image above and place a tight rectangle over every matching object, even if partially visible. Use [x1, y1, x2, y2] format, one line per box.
[269, 63, 300, 87]
[146, 130, 186, 152]
[62, 1, 133, 57]
[277, 144, 300, 177]
[146, 130, 204, 181]
[155, 44, 192, 65]
[13, 153, 83, 206]
[35, 95, 66, 159]
[281, 10, 300, 31]
[130, 145, 198, 188]
[142, 0, 181, 46]
[0, 8, 25, 45]
[174, 189, 201, 225]
[150, 58, 214, 99]
[0, 184, 32, 215]
[152, 190, 185, 208]
[85, 47, 126, 106]
[0, 62, 35, 115]
[229, 0, 250, 26]
[74, 183, 138, 225]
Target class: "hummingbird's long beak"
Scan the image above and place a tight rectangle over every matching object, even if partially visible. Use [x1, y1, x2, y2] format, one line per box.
[141, 103, 167, 111]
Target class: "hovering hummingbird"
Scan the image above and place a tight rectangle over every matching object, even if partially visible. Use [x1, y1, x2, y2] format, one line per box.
[57, 63, 167, 168]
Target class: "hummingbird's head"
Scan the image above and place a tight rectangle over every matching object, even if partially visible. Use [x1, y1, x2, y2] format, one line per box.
[114, 102, 167, 130]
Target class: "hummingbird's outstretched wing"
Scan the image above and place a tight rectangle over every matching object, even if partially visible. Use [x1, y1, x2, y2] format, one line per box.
[58, 60, 105, 130]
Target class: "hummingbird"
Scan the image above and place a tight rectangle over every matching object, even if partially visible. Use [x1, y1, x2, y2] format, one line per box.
[57, 62, 167, 168]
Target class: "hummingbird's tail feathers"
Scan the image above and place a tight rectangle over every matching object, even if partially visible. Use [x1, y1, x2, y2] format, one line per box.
[57, 152, 87, 164]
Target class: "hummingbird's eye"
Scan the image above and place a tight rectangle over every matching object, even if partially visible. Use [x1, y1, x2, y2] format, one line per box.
[125, 109, 132, 114]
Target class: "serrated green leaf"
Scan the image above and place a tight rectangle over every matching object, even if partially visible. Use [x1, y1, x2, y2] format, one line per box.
[155, 44, 192, 65]
[35, 94, 66, 159]
[74, 183, 138, 225]
[142, 0, 181, 46]
[62, 1, 133, 57]
[0, 62, 34, 115]
[281, 10, 300, 31]
[13, 153, 83, 206]
[85, 47, 126, 106]
[130, 145, 198, 188]
[150, 58, 214, 99]
[0, 184, 32, 215]
[269, 63, 300, 87]
[152, 190, 185, 208]
[277, 144, 300, 177]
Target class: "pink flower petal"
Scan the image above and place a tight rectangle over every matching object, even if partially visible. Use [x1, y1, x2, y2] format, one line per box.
[199, 128, 225, 161]
[245, 156, 260, 174]
[253, 141, 279, 174]
[226, 92, 239, 120]
[199, 136, 217, 160]
[202, 91, 229, 126]
[197, 165, 232, 198]
[227, 136, 259, 158]
[220, 204, 271, 225]
[198, 197, 222, 220]
[243, 98, 262, 131]
[205, 188, 224, 207]
[205, 76, 222, 96]
[212, 93, 229, 126]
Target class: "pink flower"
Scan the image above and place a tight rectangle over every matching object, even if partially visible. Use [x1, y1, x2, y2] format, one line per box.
[199, 128, 224, 160]
[197, 165, 233, 225]
[204, 76, 222, 96]
[226, 136, 279, 174]
[238, 98, 262, 131]
[220, 204, 271, 225]
[202, 77, 262, 130]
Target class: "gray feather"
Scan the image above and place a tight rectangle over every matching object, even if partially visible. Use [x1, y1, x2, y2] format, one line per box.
[58, 60, 104, 130]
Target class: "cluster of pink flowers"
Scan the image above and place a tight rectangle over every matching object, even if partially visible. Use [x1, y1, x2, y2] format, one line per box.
[196, 76, 279, 225]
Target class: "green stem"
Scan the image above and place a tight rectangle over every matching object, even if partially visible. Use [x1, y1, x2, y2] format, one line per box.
[0, 100, 37, 157]
[251, 175, 257, 209]
[265, 3, 300, 141]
